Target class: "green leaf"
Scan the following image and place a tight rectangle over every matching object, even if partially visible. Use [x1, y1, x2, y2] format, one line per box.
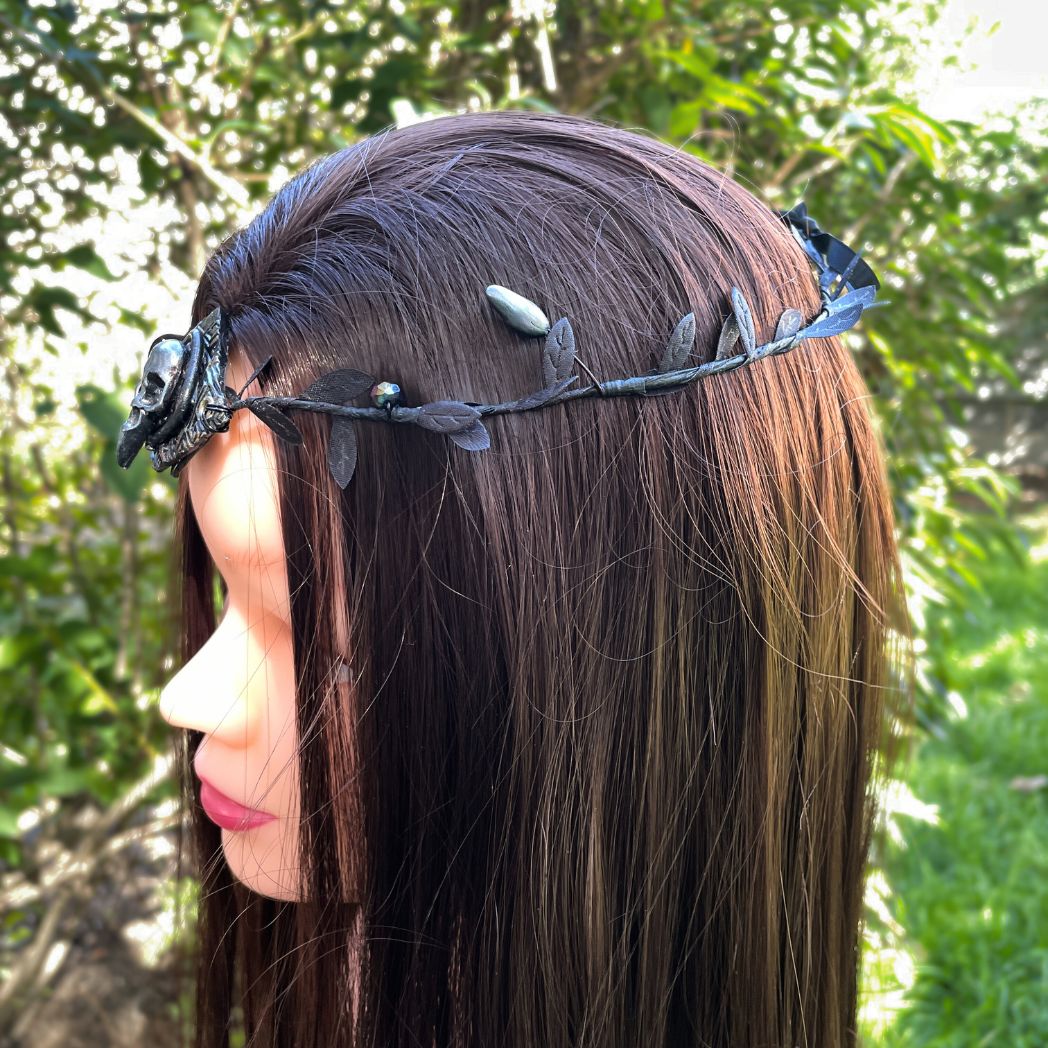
[62, 244, 117, 280]
[0, 807, 22, 840]
[28, 284, 91, 335]
[77, 384, 131, 437]
[100, 445, 153, 503]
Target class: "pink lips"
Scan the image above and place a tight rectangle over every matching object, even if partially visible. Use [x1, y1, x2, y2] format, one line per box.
[198, 777, 276, 831]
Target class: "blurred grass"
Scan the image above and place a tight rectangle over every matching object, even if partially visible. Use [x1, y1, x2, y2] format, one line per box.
[867, 508, 1048, 1046]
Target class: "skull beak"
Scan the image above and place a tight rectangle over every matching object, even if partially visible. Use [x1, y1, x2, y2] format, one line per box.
[116, 409, 150, 468]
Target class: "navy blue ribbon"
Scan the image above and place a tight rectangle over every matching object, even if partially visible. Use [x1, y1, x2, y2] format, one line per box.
[778, 202, 880, 294]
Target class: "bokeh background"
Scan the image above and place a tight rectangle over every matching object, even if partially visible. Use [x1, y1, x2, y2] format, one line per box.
[1, 2, 1045, 1045]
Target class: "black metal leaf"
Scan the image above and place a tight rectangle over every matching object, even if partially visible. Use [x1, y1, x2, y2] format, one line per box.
[803, 302, 865, 339]
[247, 400, 304, 445]
[327, 417, 358, 489]
[223, 385, 238, 403]
[542, 318, 576, 388]
[448, 420, 491, 452]
[300, 368, 376, 404]
[656, 313, 696, 374]
[826, 284, 877, 313]
[715, 315, 740, 361]
[414, 400, 482, 434]
[510, 375, 579, 412]
[774, 308, 803, 342]
[731, 288, 756, 356]
[237, 356, 274, 398]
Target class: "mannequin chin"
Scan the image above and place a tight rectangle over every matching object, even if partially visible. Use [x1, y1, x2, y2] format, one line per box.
[158, 347, 305, 902]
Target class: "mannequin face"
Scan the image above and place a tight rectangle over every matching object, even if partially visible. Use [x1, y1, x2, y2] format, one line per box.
[158, 348, 304, 901]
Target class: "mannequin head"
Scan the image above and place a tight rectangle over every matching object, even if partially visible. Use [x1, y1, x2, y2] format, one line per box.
[159, 348, 302, 900]
[162, 111, 905, 1047]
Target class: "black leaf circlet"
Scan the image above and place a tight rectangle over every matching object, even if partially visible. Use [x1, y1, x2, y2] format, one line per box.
[115, 202, 882, 490]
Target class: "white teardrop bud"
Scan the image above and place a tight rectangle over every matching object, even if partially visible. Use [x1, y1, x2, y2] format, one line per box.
[485, 285, 551, 337]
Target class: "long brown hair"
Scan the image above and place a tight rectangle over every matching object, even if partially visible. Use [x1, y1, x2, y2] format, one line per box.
[170, 110, 906, 1047]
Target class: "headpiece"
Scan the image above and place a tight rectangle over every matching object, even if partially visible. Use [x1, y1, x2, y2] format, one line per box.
[116, 203, 881, 489]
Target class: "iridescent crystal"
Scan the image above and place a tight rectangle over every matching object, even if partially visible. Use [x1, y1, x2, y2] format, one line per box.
[370, 381, 402, 408]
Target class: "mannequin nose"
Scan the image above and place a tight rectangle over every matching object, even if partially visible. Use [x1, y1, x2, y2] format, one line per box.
[158, 603, 294, 746]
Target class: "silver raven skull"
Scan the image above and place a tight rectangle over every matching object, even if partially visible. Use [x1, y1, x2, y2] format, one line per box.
[116, 337, 188, 468]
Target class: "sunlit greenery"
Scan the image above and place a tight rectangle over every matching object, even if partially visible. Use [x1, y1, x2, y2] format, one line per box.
[1, 1, 1044, 1042]
[862, 512, 1048, 1045]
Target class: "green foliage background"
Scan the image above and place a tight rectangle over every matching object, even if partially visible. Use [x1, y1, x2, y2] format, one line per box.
[0, 0, 1044, 1042]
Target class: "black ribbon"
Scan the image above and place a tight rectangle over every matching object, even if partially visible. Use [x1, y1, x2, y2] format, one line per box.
[778, 202, 880, 293]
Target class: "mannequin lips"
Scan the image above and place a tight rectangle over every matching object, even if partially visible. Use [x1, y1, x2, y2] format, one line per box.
[198, 776, 277, 831]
